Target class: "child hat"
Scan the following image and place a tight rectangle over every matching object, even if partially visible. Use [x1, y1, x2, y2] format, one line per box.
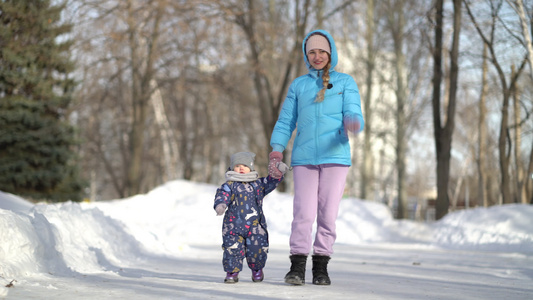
[230, 152, 255, 171]
[306, 34, 331, 54]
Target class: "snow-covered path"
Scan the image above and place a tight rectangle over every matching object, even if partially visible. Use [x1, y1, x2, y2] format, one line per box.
[2, 180, 533, 299]
[5, 243, 532, 299]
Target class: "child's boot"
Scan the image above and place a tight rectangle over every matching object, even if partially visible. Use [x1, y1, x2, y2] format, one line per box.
[252, 269, 264, 282]
[284, 255, 307, 285]
[224, 272, 239, 283]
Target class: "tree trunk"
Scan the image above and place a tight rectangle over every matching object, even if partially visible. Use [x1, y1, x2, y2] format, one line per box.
[126, 0, 163, 196]
[150, 79, 179, 182]
[126, 0, 144, 196]
[499, 88, 512, 204]
[432, 0, 461, 220]
[432, 0, 445, 219]
[236, 0, 274, 144]
[511, 0, 533, 204]
[478, 44, 488, 207]
[385, 0, 408, 219]
[511, 66, 526, 203]
[526, 144, 533, 204]
[512, 0, 533, 77]
[361, 0, 375, 200]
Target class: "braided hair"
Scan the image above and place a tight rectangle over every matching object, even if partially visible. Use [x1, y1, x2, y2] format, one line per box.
[315, 54, 331, 103]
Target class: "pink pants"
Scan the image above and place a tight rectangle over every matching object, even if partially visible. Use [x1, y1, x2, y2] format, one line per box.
[290, 164, 349, 256]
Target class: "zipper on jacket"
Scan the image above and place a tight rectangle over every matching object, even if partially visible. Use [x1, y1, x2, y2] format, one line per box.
[315, 91, 320, 164]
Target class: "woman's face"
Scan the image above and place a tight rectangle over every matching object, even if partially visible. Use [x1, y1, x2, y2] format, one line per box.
[307, 49, 329, 70]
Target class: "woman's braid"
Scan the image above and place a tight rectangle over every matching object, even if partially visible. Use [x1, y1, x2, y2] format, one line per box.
[315, 57, 331, 103]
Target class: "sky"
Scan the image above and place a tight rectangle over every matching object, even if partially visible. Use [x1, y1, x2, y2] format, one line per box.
[1, 179, 532, 299]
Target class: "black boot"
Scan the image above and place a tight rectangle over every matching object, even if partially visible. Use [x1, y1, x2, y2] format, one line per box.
[284, 255, 307, 285]
[312, 255, 331, 285]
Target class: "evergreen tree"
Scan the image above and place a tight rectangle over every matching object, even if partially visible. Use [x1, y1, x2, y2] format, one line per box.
[0, 0, 85, 202]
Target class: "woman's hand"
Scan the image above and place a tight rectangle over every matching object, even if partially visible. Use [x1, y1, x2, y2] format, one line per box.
[268, 151, 284, 179]
[344, 116, 361, 134]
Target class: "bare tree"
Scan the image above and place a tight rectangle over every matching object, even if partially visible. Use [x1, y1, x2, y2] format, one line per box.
[507, 0, 533, 203]
[464, 0, 527, 204]
[150, 79, 179, 183]
[507, 0, 533, 77]
[478, 44, 489, 207]
[125, 0, 164, 196]
[431, 0, 461, 220]
[384, 0, 409, 218]
[361, 0, 376, 201]
[379, 0, 435, 218]
[68, 0, 531, 209]
[72, 0, 211, 198]
[510, 67, 527, 203]
[234, 0, 310, 151]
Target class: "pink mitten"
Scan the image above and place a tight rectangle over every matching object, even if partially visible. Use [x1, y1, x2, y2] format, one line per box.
[268, 151, 284, 179]
[344, 117, 361, 133]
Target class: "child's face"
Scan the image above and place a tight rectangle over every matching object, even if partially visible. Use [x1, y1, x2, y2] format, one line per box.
[233, 164, 251, 174]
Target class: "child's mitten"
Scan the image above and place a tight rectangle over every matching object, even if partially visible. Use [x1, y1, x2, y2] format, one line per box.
[215, 204, 227, 216]
[277, 161, 290, 176]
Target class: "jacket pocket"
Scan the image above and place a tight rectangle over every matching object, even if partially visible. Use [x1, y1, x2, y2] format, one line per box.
[338, 129, 349, 143]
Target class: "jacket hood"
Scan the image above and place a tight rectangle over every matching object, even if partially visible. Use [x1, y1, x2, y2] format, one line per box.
[302, 29, 338, 72]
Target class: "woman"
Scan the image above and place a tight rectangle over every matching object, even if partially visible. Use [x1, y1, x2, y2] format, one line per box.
[268, 29, 364, 286]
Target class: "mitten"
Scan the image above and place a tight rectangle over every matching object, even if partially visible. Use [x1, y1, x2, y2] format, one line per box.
[344, 116, 361, 134]
[215, 204, 227, 216]
[268, 151, 284, 179]
[277, 161, 290, 176]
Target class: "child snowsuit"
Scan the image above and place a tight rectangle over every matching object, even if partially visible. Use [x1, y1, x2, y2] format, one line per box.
[214, 175, 282, 273]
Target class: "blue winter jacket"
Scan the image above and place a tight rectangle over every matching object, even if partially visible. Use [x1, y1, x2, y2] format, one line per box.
[270, 30, 364, 166]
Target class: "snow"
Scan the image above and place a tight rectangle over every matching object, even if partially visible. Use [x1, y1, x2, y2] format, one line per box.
[1, 179, 532, 299]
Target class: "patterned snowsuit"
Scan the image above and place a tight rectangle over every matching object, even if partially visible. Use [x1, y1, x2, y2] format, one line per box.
[214, 176, 282, 273]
